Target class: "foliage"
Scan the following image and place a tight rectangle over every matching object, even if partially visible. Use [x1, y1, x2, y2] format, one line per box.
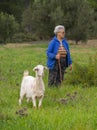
[22, 0, 95, 43]
[0, 0, 97, 43]
[69, 0, 94, 44]
[88, 0, 97, 9]
[0, 0, 31, 22]
[0, 12, 19, 43]
[50, 6, 64, 25]
[22, 1, 54, 39]
[65, 55, 97, 87]
[9, 33, 39, 43]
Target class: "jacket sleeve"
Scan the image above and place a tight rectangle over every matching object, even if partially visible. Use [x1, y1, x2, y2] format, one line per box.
[46, 41, 56, 59]
[66, 41, 72, 65]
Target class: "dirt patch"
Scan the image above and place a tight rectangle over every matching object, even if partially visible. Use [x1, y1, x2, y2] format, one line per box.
[57, 91, 78, 105]
[16, 107, 28, 116]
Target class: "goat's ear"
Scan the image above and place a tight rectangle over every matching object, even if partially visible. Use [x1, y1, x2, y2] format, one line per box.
[44, 66, 48, 70]
[33, 67, 39, 71]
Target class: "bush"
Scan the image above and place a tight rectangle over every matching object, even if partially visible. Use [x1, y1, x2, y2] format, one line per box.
[65, 55, 97, 87]
[9, 33, 40, 43]
[11, 33, 26, 43]
[0, 12, 19, 44]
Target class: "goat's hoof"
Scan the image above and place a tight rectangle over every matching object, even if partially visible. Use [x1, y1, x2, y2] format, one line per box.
[38, 105, 42, 109]
[33, 106, 36, 109]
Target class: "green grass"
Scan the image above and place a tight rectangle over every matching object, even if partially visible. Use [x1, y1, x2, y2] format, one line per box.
[0, 43, 97, 130]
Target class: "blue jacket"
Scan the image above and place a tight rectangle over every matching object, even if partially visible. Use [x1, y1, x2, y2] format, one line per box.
[46, 36, 72, 69]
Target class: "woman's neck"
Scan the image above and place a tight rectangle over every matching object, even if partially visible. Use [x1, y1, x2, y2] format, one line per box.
[57, 36, 62, 41]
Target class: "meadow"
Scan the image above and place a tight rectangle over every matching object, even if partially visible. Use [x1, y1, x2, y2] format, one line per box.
[0, 41, 97, 130]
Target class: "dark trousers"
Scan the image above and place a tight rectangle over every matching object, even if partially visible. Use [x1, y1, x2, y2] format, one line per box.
[48, 58, 66, 87]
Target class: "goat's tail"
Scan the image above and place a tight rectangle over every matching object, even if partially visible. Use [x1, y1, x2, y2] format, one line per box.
[23, 70, 29, 77]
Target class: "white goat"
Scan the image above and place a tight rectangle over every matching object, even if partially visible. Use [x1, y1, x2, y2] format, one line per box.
[19, 65, 47, 108]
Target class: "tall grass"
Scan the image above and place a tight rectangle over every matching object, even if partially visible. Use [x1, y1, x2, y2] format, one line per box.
[65, 54, 97, 87]
[0, 43, 97, 130]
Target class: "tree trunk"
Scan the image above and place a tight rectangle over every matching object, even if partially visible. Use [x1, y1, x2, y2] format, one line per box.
[75, 40, 79, 45]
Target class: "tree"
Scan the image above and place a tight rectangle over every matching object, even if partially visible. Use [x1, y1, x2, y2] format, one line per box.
[62, 0, 94, 44]
[87, 0, 97, 38]
[0, 12, 19, 43]
[0, 0, 32, 23]
[50, 6, 64, 25]
[22, 0, 53, 39]
[0, 0, 97, 43]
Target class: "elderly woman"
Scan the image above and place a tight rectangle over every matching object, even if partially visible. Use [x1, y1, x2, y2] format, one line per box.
[46, 25, 72, 86]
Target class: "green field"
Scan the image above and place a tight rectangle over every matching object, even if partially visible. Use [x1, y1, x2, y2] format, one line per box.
[0, 42, 97, 130]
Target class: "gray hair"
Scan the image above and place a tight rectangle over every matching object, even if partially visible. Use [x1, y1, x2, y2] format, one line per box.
[54, 25, 65, 35]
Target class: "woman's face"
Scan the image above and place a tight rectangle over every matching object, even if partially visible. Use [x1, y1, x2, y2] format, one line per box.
[57, 29, 65, 39]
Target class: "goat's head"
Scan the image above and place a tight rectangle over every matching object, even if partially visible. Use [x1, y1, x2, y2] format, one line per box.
[33, 65, 48, 77]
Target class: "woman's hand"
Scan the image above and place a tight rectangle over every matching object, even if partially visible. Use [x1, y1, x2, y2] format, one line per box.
[69, 64, 72, 71]
[56, 54, 60, 60]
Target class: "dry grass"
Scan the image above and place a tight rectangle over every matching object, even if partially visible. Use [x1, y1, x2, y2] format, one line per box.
[68, 39, 97, 47]
[0, 40, 97, 56]
[1, 39, 97, 48]
[3, 43, 33, 48]
[87, 39, 97, 47]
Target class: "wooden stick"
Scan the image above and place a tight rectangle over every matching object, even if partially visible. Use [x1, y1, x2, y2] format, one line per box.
[58, 59, 62, 83]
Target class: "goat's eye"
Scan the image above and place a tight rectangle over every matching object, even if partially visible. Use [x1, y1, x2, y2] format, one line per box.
[37, 68, 39, 71]
[44, 66, 48, 70]
[35, 68, 39, 71]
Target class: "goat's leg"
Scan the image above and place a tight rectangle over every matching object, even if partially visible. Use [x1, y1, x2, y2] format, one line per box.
[19, 92, 25, 105]
[38, 96, 43, 108]
[32, 96, 36, 108]
[19, 96, 23, 105]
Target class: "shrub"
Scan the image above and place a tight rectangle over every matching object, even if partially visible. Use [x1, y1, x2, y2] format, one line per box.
[65, 55, 97, 87]
[10, 33, 39, 43]
[0, 12, 19, 44]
